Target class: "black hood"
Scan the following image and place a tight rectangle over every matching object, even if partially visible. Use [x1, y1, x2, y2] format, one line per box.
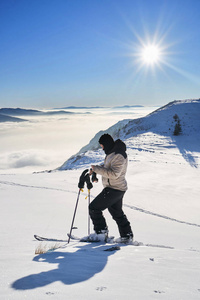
[107, 139, 127, 159]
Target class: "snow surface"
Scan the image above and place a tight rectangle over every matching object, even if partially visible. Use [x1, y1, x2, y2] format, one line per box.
[0, 100, 200, 299]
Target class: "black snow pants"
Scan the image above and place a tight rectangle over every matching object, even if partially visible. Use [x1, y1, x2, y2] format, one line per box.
[89, 187, 132, 237]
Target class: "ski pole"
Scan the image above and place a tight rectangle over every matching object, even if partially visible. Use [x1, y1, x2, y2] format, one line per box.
[85, 173, 93, 236]
[68, 169, 97, 243]
[86, 170, 98, 235]
[68, 189, 81, 243]
[88, 189, 91, 235]
[87, 171, 98, 234]
[68, 169, 89, 244]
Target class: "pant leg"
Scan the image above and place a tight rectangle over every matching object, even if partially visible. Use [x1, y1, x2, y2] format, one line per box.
[89, 187, 125, 233]
[108, 197, 133, 237]
[89, 187, 132, 236]
[89, 189, 108, 233]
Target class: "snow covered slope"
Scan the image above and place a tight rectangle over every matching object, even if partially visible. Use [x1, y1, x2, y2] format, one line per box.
[123, 99, 200, 137]
[59, 99, 200, 170]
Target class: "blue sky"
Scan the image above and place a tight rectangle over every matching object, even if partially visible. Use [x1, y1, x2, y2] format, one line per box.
[0, 0, 200, 108]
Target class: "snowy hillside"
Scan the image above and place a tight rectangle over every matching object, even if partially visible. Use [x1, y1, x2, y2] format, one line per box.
[123, 99, 200, 137]
[59, 99, 200, 170]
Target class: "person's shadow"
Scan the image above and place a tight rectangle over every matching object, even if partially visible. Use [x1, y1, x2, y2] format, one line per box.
[12, 243, 117, 290]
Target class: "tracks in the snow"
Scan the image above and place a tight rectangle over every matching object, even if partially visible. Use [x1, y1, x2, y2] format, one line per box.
[124, 204, 200, 228]
[1, 179, 200, 228]
[0, 180, 77, 194]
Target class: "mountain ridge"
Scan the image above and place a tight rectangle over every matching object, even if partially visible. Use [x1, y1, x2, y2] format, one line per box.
[59, 99, 200, 170]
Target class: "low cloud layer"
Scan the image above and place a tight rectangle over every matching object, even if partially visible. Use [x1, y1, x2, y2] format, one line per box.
[0, 107, 154, 172]
[0, 151, 52, 170]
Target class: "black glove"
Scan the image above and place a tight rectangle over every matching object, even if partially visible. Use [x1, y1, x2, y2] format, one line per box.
[78, 169, 88, 189]
[84, 173, 93, 190]
[91, 171, 98, 183]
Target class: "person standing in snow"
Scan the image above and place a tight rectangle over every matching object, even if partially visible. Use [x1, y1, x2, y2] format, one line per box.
[88, 133, 133, 243]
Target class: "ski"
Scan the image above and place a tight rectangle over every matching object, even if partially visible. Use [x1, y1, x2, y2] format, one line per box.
[67, 234, 174, 249]
[67, 233, 115, 243]
[34, 234, 174, 250]
[67, 233, 141, 245]
[34, 234, 68, 242]
[67, 233, 139, 245]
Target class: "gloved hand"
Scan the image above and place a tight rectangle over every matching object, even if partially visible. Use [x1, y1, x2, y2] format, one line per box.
[84, 173, 93, 190]
[78, 169, 93, 190]
[91, 171, 98, 183]
[78, 169, 88, 189]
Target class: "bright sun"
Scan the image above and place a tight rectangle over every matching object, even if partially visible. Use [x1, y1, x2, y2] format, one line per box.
[141, 45, 161, 65]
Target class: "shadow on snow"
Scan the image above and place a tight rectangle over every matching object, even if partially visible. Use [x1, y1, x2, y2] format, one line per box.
[172, 135, 200, 168]
[11, 243, 117, 290]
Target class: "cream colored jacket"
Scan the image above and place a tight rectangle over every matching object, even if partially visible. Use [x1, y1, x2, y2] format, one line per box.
[92, 152, 128, 191]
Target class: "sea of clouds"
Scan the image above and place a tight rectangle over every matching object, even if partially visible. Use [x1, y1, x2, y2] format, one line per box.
[0, 107, 156, 173]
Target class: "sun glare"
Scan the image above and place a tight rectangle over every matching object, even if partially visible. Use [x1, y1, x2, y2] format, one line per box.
[141, 45, 161, 65]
